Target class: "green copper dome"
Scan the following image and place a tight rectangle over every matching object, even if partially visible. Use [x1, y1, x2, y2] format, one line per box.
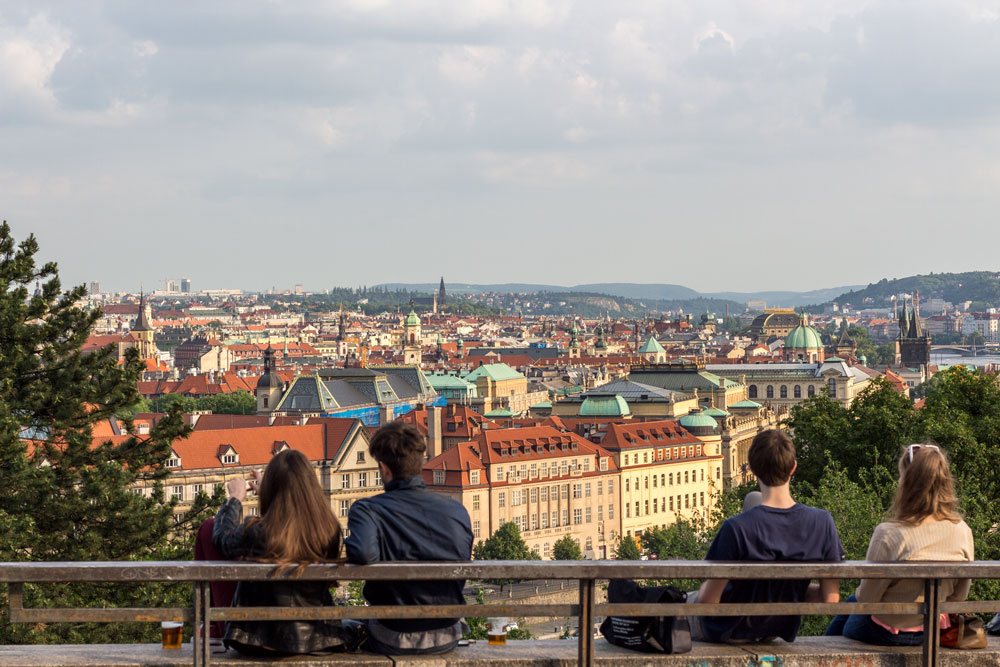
[405, 309, 421, 326]
[579, 395, 630, 417]
[785, 323, 823, 350]
[703, 407, 729, 417]
[679, 412, 719, 431]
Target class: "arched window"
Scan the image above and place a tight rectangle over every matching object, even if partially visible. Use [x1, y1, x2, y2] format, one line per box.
[748, 385, 758, 399]
[780, 385, 788, 399]
[766, 385, 774, 399]
[793, 385, 802, 399]
[807, 385, 816, 397]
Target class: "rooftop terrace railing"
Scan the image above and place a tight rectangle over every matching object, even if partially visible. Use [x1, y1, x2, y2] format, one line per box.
[4, 560, 1000, 667]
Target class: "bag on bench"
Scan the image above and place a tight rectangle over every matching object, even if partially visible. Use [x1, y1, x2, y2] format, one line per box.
[599, 579, 691, 654]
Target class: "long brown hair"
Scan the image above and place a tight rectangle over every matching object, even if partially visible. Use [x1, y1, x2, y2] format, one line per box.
[253, 449, 342, 565]
[887, 442, 962, 525]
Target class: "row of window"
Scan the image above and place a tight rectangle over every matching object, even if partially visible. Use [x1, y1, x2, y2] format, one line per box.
[494, 504, 614, 534]
[622, 445, 702, 466]
[341, 471, 382, 489]
[496, 481, 614, 508]
[624, 492, 706, 518]
[748, 383, 836, 400]
[624, 468, 711, 492]
[494, 457, 607, 482]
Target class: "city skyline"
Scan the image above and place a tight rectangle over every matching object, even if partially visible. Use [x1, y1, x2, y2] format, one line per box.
[3, 1, 1000, 291]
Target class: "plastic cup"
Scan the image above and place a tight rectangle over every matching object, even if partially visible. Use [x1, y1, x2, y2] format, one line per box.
[487, 618, 509, 645]
[161, 621, 183, 649]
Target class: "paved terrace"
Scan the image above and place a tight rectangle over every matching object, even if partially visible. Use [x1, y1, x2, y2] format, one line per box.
[3, 560, 1000, 666]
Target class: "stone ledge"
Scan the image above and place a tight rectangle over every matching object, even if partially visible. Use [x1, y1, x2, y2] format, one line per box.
[1, 637, 999, 666]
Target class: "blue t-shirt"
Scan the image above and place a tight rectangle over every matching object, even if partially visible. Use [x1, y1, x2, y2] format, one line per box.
[701, 503, 844, 643]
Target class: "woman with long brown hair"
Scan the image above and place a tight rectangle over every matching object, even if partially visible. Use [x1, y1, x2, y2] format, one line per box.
[825, 443, 974, 645]
[202, 448, 350, 655]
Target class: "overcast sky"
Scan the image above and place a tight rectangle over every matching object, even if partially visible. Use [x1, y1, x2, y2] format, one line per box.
[2, 1, 999, 294]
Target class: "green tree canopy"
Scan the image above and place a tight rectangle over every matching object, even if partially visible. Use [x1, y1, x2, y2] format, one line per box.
[472, 522, 539, 591]
[614, 535, 641, 560]
[0, 222, 215, 643]
[551, 535, 583, 560]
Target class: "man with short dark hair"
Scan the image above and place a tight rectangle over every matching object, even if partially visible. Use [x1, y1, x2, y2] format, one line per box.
[690, 429, 843, 643]
[346, 422, 473, 655]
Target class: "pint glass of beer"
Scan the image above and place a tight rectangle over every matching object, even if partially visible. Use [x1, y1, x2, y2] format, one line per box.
[487, 618, 509, 645]
[161, 621, 183, 649]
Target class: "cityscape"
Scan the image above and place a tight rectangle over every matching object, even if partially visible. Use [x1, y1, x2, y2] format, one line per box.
[4, 0, 1000, 662]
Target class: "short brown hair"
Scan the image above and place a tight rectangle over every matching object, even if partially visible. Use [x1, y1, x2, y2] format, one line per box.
[369, 421, 427, 480]
[748, 429, 796, 487]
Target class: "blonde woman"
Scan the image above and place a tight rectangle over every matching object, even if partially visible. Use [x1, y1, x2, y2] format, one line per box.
[826, 443, 974, 645]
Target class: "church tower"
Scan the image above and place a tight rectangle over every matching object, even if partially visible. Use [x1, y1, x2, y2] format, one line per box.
[403, 308, 422, 366]
[897, 299, 931, 368]
[131, 292, 158, 360]
[568, 324, 581, 359]
[438, 277, 447, 309]
[255, 346, 284, 414]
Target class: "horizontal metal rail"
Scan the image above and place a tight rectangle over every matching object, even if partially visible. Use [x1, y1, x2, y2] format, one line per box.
[4, 560, 1000, 667]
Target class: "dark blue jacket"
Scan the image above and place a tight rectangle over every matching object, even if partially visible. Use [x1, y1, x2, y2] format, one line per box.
[345, 476, 473, 632]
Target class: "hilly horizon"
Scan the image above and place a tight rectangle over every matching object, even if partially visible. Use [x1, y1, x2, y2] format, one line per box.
[376, 282, 864, 308]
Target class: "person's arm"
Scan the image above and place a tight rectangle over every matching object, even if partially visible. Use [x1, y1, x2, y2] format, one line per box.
[812, 514, 843, 603]
[945, 524, 975, 602]
[855, 524, 893, 603]
[212, 479, 255, 558]
[344, 501, 380, 565]
[698, 578, 729, 604]
[700, 521, 738, 603]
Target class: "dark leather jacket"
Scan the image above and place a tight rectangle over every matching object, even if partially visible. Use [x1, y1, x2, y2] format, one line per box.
[212, 498, 348, 654]
[345, 477, 473, 633]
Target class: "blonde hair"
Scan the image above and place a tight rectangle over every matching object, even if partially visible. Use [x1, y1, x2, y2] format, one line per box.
[887, 442, 962, 525]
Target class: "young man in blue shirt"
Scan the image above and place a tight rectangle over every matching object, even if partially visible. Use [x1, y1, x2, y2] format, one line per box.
[691, 429, 843, 643]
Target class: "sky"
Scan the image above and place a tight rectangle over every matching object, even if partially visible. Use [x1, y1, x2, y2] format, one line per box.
[2, 1, 1000, 294]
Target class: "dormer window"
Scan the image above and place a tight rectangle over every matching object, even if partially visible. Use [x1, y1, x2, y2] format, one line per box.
[218, 445, 238, 465]
[166, 452, 181, 468]
[433, 470, 445, 485]
[470, 470, 480, 485]
[599, 457, 608, 471]
[272, 441, 289, 455]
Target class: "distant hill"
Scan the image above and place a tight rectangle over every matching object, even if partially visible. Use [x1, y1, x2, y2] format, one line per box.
[377, 282, 860, 308]
[819, 271, 1000, 309]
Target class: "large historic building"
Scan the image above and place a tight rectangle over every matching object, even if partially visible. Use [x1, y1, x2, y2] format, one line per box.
[591, 420, 721, 541]
[424, 425, 620, 559]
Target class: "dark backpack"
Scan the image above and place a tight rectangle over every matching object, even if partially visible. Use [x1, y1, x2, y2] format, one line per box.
[599, 579, 692, 654]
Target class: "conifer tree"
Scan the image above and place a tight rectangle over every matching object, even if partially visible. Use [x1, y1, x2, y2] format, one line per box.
[0, 223, 217, 642]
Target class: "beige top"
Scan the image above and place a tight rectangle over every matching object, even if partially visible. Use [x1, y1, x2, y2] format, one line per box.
[855, 518, 974, 629]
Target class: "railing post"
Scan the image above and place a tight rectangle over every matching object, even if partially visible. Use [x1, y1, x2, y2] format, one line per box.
[193, 581, 211, 667]
[7, 582, 23, 623]
[578, 578, 595, 667]
[921, 578, 940, 667]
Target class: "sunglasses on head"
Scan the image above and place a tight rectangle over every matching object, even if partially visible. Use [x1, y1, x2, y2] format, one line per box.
[907, 443, 940, 464]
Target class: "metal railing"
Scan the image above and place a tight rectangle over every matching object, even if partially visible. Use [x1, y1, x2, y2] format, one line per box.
[3, 560, 1000, 666]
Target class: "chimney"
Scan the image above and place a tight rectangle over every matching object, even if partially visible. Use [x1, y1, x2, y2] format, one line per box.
[427, 406, 443, 460]
[380, 404, 394, 426]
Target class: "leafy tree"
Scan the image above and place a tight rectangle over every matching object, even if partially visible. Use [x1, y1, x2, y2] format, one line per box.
[787, 378, 916, 488]
[551, 535, 583, 560]
[198, 391, 255, 415]
[149, 393, 199, 414]
[0, 222, 215, 643]
[472, 522, 539, 591]
[614, 535, 641, 560]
